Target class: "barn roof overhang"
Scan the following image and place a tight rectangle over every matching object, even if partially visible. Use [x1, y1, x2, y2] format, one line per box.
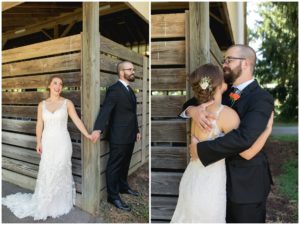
[2, 2, 149, 50]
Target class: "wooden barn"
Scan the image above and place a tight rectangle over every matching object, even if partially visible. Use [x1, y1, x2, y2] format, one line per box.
[151, 2, 246, 222]
[2, 2, 149, 215]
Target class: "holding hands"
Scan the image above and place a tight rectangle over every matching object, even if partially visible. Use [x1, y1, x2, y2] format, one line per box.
[90, 130, 101, 143]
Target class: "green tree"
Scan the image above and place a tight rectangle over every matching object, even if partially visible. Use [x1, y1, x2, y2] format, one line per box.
[249, 2, 298, 122]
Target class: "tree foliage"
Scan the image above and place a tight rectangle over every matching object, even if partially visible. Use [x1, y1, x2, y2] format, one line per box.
[249, 2, 298, 121]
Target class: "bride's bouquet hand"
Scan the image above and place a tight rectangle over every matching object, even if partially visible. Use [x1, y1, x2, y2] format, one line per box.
[36, 143, 42, 155]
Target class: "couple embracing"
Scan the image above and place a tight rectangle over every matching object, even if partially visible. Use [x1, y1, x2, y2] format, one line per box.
[2, 61, 140, 220]
[171, 44, 274, 223]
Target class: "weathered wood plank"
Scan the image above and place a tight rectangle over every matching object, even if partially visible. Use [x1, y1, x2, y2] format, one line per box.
[210, 31, 223, 65]
[2, 72, 81, 89]
[2, 34, 81, 64]
[100, 35, 143, 66]
[151, 172, 182, 195]
[151, 196, 177, 220]
[151, 13, 185, 38]
[151, 147, 187, 169]
[2, 168, 36, 191]
[2, 157, 39, 178]
[2, 53, 80, 77]
[2, 91, 80, 105]
[2, 90, 140, 107]
[2, 132, 81, 159]
[151, 68, 186, 90]
[2, 118, 81, 140]
[152, 120, 186, 143]
[151, 96, 185, 117]
[189, 2, 210, 72]
[151, 41, 185, 65]
[2, 105, 81, 120]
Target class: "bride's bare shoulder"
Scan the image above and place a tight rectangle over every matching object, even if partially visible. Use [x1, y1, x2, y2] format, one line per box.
[218, 106, 240, 133]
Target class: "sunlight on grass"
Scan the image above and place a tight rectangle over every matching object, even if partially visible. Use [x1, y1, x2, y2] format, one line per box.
[270, 135, 298, 142]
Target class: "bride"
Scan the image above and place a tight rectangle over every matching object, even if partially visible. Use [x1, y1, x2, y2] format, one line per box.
[2, 75, 94, 220]
[171, 64, 273, 223]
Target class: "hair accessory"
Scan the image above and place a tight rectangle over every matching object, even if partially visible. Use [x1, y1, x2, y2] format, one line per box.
[199, 76, 211, 90]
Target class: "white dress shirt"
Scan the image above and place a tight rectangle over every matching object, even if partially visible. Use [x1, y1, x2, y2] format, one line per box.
[119, 79, 129, 90]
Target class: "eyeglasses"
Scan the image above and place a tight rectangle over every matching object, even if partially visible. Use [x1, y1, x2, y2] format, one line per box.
[123, 68, 135, 72]
[222, 57, 246, 65]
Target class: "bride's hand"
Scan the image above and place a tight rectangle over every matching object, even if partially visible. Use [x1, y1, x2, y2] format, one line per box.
[86, 134, 94, 142]
[36, 143, 42, 155]
[187, 101, 216, 132]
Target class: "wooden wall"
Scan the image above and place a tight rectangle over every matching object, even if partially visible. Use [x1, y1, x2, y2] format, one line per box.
[2, 33, 149, 207]
[151, 12, 223, 222]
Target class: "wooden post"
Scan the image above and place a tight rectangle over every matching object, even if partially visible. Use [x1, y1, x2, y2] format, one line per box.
[189, 2, 210, 72]
[187, 3, 210, 162]
[81, 2, 100, 215]
[142, 56, 148, 164]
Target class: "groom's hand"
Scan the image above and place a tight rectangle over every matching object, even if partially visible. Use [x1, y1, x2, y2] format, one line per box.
[186, 100, 216, 132]
[189, 135, 200, 161]
[91, 130, 101, 143]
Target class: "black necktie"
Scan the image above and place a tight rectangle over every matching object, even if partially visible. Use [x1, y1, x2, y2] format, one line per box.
[230, 87, 241, 95]
[127, 85, 136, 103]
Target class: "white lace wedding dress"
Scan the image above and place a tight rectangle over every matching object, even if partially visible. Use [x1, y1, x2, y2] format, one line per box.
[2, 99, 75, 220]
[171, 105, 226, 223]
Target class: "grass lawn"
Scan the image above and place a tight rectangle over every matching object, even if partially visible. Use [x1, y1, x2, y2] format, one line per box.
[265, 137, 298, 222]
[270, 135, 298, 142]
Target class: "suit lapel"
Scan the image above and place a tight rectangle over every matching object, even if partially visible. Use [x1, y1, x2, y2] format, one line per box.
[223, 80, 259, 107]
[239, 80, 259, 97]
[117, 81, 135, 108]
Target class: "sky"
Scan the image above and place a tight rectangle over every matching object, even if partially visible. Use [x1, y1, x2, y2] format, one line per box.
[246, 2, 262, 59]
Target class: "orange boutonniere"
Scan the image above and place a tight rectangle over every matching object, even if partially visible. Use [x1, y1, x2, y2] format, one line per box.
[229, 92, 241, 107]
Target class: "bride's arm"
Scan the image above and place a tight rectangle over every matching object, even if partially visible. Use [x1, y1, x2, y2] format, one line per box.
[239, 112, 274, 160]
[36, 102, 43, 154]
[67, 100, 91, 139]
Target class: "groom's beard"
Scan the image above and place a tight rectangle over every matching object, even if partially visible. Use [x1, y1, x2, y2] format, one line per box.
[125, 73, 135, 82]
[223, 63, 242, 85]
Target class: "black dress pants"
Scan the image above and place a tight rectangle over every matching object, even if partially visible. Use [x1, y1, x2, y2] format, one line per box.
[226, 199, 267, 223]
[106, 143, 135, 200]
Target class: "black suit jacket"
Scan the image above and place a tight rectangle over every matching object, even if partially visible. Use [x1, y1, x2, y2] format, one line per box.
[182, 80, 274, 204]
[94, 81, 139, 144]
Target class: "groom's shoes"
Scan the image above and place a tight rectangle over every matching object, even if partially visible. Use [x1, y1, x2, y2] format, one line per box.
[107, 198, 131, 211]
[120, 188, 140, 197]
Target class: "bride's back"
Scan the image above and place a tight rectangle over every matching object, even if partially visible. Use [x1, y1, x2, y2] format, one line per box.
[192, 104, 240, 142]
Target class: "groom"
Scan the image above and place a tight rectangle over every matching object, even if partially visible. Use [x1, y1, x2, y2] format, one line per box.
[91, 61, 141, 211]
[182, 45, 274, 222]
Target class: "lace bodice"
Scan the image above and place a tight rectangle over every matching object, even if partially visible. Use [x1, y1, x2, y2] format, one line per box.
[42, 99, 68, 133]
[191, 105, 225, 141]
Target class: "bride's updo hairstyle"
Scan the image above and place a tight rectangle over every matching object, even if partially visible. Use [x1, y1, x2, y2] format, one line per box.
[190, 63, 223, 105]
